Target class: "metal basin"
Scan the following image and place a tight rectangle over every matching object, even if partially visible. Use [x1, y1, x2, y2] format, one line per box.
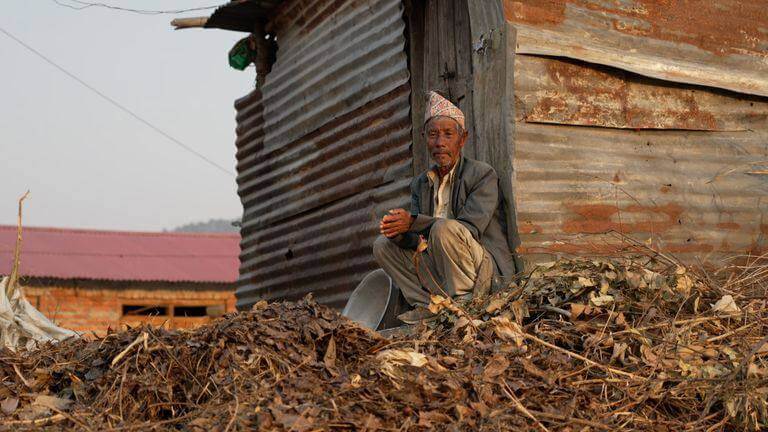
[341, 269, 407, 330]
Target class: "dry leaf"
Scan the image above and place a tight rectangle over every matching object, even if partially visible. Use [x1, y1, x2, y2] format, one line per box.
[418, 410, 451, 427]
[489, 317, 525, 347]
[611, 343, 629, 364]
[589, 293, 614, 307]
[508, 299, 530, 324]
[570, 303, 587, 319]
[675, 269, 694, 296]
[599, 278, 610, 294]
[376, 349, 445, 381]
[641, 345, 659, 365]
[454, 316, 470, 330]
[712, 295, 740, 314]
[350, 374, 362, 388]
[428, 295, 452, 314]
[470, 401, 490, 417]
[485, 298, 507, 314]
[455, 404, 473, 421]
[251, 300, 268, 312]
[323, 335, 337, 370]
[520, 358, 554, 385]
[33, 394, 72, 411]
[361, 413, 383, 431]
[748, 363, 767, 377]
[1, 397, 18, 415]
[614, 312, 627, 327]
[482, 355, 510, 381]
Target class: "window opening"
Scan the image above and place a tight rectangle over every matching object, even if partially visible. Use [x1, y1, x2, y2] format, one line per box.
[122, 305, 168, 316]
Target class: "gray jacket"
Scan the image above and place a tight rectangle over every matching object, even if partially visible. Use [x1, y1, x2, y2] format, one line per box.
[392, 156, 519, 277]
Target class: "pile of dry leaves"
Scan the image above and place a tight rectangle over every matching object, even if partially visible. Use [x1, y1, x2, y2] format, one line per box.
[1, 254, 767, 431]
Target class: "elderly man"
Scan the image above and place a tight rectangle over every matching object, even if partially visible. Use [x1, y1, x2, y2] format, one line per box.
[373, 91, 518, 324]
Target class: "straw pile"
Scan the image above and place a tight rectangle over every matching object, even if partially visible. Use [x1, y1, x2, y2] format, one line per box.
[1, 254, 767, 431]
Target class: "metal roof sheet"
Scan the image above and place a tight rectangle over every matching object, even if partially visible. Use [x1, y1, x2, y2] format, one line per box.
[0, 226, 241, 283]
[204, 0, 285, 32]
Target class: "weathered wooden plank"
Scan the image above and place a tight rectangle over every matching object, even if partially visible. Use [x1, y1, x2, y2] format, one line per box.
[423, 1, 442, 95]
[515, 54, 768, 131]
[437, 0, 456, 85]
[453, 0, 476, 159]
[466, 0, 523, 273]
[404, 0, 429, 176]
[419, 0, 477, 159]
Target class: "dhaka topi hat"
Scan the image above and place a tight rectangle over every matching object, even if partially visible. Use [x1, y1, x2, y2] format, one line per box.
[424, 91, 465, 130]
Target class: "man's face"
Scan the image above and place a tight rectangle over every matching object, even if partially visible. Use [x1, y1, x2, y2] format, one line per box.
[426, 116, 467, 169]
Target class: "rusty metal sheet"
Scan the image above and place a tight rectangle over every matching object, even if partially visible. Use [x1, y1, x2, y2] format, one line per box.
[232, 0, 411, 310]
[512, 121, 768, 264]
[504, 0, 768, 97]
[516, 54, 768, 130]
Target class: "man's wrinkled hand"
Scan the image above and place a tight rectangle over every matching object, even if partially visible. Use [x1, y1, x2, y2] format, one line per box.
[379, 208, 413, 238]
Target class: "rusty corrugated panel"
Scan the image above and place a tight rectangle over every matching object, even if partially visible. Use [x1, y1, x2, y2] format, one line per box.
[233, 0, 411, 310]
[516, 55, 768, 131]
[504, 0, 768, 97]
[205, 0, 285, 32]
[513, 49, 768, 264]
[512, 120, 768, 264]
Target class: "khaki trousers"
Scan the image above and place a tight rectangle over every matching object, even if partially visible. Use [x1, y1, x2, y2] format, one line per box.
[372, 219, 492, 307]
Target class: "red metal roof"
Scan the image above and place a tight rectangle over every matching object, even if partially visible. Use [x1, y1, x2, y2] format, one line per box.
[0, 226, 240, 283]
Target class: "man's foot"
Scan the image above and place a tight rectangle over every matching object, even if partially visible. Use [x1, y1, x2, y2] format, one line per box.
[397, 307, 438, 324]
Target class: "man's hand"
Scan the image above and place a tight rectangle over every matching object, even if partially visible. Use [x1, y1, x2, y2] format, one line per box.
[379, 208, 413, 238]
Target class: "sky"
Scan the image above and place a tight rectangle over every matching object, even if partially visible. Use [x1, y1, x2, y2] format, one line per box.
[1, 1, 253, 231]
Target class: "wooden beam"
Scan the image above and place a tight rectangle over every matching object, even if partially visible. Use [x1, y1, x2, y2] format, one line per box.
[171, 17, 208, 30]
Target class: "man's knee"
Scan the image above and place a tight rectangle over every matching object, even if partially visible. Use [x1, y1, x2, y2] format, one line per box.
[372, 235, 394, 263]
[429, 219, 466, 243]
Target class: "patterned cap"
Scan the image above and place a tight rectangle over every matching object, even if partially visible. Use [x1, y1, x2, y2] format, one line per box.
[424, 91, 465, 130]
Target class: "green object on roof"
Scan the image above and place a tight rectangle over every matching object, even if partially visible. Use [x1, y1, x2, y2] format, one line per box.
[229, 36, 255, 71]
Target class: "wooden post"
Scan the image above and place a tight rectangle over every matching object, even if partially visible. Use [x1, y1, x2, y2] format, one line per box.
[253, 21, 270, 89]
[404, 0, 428, 177]
[466, 1, 524, 273]
[7, 191, 29, 297]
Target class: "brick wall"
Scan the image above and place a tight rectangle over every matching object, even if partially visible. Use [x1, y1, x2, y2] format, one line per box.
[22, 278, 236, 337]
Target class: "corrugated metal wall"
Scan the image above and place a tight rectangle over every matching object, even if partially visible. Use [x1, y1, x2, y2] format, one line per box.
[511, 54, 768, 264]
[234, 0, 412, 309]
[505, 1, 768, 264]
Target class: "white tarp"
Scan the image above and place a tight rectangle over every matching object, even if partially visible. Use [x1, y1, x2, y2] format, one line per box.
[0, 276, 77, 351]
